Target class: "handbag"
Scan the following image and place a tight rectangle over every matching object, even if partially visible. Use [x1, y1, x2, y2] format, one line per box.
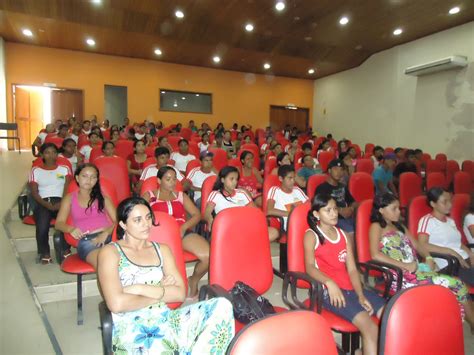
[230, 281, 276, 324]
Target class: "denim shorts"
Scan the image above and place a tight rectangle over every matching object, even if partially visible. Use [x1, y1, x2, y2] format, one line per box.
[77, 232, 112, 261]
[322, 288, 385, 322]
[336, 216, 355, 233]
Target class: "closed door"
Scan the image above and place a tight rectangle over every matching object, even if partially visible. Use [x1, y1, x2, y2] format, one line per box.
[270, 105, 309, 132]
[14, 87, 43, 149]
[51, 89, 84, 121]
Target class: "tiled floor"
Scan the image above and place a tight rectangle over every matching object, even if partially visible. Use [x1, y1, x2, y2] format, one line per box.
[1, 150, 472, 354]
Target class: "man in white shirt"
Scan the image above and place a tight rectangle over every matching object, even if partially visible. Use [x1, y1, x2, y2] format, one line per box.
[171, 139, 196, 174]
[79, 132, 101, 162]
[32, 123, 55, 155]
[186, 151, 217, 207]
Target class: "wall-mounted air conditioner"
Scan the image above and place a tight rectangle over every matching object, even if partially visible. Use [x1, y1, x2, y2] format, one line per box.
[404, 55, 468, 76]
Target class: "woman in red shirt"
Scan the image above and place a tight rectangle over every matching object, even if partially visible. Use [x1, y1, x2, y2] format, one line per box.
[238, 151, 263, 207]
[127, 140, 147, 193]
[304, 194, 385, 355]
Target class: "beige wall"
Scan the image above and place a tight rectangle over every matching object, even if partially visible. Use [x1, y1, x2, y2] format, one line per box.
[5, 43, 313, 129]
[0, 38, 6, 149]
[313, 22, 474, 162]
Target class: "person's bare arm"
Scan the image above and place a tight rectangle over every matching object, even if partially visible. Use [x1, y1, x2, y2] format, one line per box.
[204, 202, 215, 228]
[418, 232, 468, 267]
[267, 199, 288, 217]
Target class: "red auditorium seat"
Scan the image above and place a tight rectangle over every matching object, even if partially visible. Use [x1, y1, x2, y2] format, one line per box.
[356, 158, 374, 175]
[199, 206, 288, 334]
[445, 160, 460, 189]
[453, 171, 471, 194]
[399, 172, 422, 211]
[94, 156, 130, 202]
[379, 285, 463, 355]
[207, 148, 228, 171]
[88, 146, 103, 163]
[364, 143, 375, 156]
[318, 151, 335, 172]
[113, 140, 134, 160]
[44, 135, 64, 148]
[451, 193, 471, 245]
[435, 153, 447, 162]
[349, 172, 374, 203]
[307, 174, 328, 201]
[426, 172, 446, 191]
[227, 311, 338, 355]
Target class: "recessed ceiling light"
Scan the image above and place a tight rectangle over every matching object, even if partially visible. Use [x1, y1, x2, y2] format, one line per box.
[175, 10, 184, 19]
[275, 1, 285, 11]
[449, 6, 460, 15]
[173, 102, 178, 107]
[181, 97, 186, 100]
[195, 94, 200, 97]
[308, 68, 315, 74]
[161, 91, 166, 94]
[22, 28, 33, 37]
[91, 0, 101, 4]
[245, 23, 254, 32]
[339, 16, 349, 25]
[154, 48, 162, 56]
[263, 63, 271, 70]
[86, 38, 96, 46]
[393, 28, 403, 36]
[213, 56, 221, 63]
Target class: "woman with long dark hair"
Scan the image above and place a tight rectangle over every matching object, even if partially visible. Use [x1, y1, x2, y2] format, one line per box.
[29, 143, 72, 264]
[98, 197, 234, 353]
[304, 194, 385, 355]
[369, 192, 474, 331]
[55, 163, 116, 269]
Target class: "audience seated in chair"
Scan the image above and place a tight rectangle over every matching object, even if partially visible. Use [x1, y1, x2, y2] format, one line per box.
[144, 166, 209, 297]
[372, 153, 398, 197]
[29, 143, 72, 264]
[98, 197, 234, 353]
[238, 151, 264, 208]
[304, 194, 385, 355]
[186, 151, 217, 208]
[55, 163, 116, 269]
[369, 192, 474, 332]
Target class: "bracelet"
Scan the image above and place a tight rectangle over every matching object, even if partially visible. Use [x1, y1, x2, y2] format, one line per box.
[426, 256, 433, 260]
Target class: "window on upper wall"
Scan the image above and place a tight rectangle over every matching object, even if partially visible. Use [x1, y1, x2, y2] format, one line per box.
[159, 89, 212, 114]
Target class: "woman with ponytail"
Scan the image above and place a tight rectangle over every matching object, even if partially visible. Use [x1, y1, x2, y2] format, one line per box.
[55, 163, 116, 269]
[304, 194, 385, 355]
[369, 192, 474, 331]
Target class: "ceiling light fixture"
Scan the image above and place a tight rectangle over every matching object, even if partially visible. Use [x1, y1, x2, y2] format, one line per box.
[275, 1, 285, 11]
[161, 91, 166, 94]
[308, 68, 315, 74]
[86, 38, 96, 46]
[245, 23, 254, 32]
[175, 10, 184, 19]
[263, 63, 271, 70]
[91, 0, 102, 4]
[22, 28, 33, 37]
[393, 28, 403, 36]
[181, 97, 186, 100]
[154, 48, 162, 56]
[195, 94, 200, 97]
[213, 56, 221, 63]
[449, 6, 460, 15]
[339, 16, 349, 25]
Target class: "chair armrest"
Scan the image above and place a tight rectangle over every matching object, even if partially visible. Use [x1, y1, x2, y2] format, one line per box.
[99, 301, 113, 355]
[466, 243, 474, 250]
[266, 214, 285, 234]
[198, 284, 232, 303]
[358, 262, 394, 299]
[365, 260, 404, 293]
[282, 271, 322, 312]
[430, 252, 460, 276]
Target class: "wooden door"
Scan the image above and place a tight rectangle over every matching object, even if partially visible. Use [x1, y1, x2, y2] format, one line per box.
[29, 90, 44, 144]
[14, 87, 32, 149]
[51, 89, 84, 121]
[270, 105, 309, 132]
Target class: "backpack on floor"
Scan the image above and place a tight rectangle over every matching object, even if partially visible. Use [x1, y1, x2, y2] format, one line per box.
[230, 281, 276, 324]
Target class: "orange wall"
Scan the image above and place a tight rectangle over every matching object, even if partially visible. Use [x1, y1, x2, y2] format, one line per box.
[5, 43, 314, 129]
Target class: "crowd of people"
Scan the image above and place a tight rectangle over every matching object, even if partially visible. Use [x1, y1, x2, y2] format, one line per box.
[26, 116, 473, 354]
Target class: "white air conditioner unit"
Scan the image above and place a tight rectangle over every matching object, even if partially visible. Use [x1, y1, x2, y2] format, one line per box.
[405, 55, 468, 76]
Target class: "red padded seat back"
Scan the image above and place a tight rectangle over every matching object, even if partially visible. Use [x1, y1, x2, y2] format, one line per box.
[114, 140, 134, 160]
[262, 174, 281, 214]
[380, 285, 463, 355]
[318, 151, 335, 172]
[451, 193, 471, 244]
[209, 207, 273, 294]
[356, 158, 374, 175]
[94, 156, 130, 202]
[399, 172, 422, 208]
[207, 148, 228, 171]
[355, 199, 373, 263]
[408, 195, 431, 238]
[200, 175, 217, 216]
[307, 174, 328, 201]
[454, 171, 471, 194]
[349, 172, 374, 203]
[287, 202, 311, 287]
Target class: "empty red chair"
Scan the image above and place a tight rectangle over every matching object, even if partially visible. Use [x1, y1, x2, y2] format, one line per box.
[188, 142, 200, 158]
[426, 172, 446, 191]
[239, 143, 259, 159]
[77, 134, 89, 149]
[399, 172, 422, 210]
[114, 140, 134, 160]
[450, 193, 471, 245]
[167, 136, 182, 151]
[201, 206, 287, 333]
[262, 174, 281, 218]
[44, 135, 64, 148]
[407, 195, 431, 237]
[88, 146, 103, 163]
[307, 174, 328, 201]
[264, 157, 277, 178]
[445, 160, 460, 188]
[349, 172, 374, 203]
[207, 148, 228, 171]
[94, 156, 130, 202]
[426, 159, 445, 174]
[318, 151, 335, 172]
[379, 285, 463, 355]
[454, 171, 471, 194]
[227, 311, 337, 355]
[435, 153, 447, 162]
[180, 127, 192, 140]
[185, 159, 200, 176]
[356, 158, 374, 175]
[421, 153, 432, 164]
[364, 143, 375, 156]
[384, 147, 394, 154]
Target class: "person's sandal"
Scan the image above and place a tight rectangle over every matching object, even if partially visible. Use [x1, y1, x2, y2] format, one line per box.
[63, 249, 72, 258]
[41, 256, 53, 265]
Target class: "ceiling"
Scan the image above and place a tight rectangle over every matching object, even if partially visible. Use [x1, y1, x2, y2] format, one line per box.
[0, 0, 473, 79]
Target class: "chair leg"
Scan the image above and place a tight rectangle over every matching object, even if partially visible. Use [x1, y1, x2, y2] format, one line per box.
[350, 333, 360, 354]
[279, 243, 288, 275]
[77, 274, 84, 325]
[341, 333, 351, 354]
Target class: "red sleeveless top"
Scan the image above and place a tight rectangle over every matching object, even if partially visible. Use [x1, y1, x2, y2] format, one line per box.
[238, 168, 261, 198]
[311, 227, 353, 290]
[149, 190, 186, 226]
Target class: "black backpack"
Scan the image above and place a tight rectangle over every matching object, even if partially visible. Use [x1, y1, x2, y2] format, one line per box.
[230, 281, 276, 324]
